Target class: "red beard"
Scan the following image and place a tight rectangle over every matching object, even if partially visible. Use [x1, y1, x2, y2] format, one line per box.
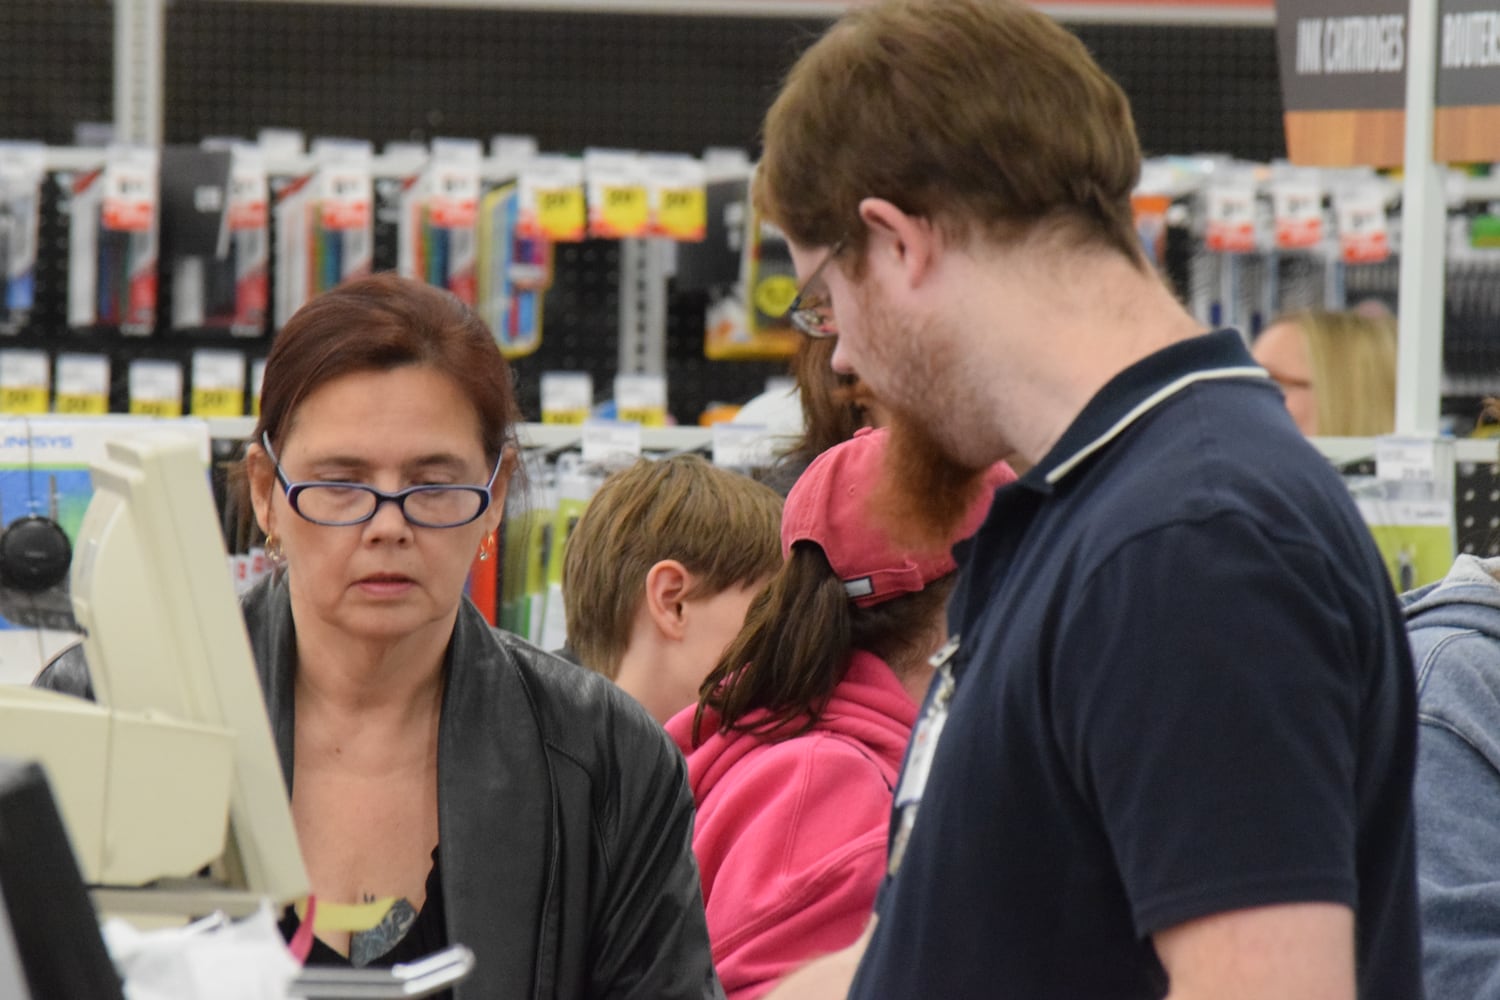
[869, 412, 991, 551]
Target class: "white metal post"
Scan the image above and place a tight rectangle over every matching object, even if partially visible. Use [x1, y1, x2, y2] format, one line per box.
[617, 238, 668, 376]
[1395, 0, 1444, 436]
[113, 0, 165, 147]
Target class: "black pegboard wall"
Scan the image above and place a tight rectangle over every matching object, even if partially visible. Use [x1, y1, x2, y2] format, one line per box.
[163, 4, 829, 155]
[0, 0, 113, 145]
[0, 2, 1292, 165]
[508, 241, 623, 421]
[1457, 460, 1500, 557]
[1073, 23, 1286, 162]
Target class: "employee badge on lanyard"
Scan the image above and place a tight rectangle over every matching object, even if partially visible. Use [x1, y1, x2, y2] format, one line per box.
[888, 634, 960, 878]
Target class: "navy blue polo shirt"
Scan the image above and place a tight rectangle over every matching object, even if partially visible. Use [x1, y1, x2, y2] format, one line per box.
[849, 330, 1423, 999]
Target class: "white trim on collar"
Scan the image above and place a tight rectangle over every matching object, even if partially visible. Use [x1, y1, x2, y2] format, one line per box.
[1044, 366, 1269, 486]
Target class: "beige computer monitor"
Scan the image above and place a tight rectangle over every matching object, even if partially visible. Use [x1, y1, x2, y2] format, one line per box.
[0, 431, 307, 914]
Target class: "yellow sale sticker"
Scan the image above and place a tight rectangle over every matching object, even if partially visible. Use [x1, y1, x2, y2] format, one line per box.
[595, 185, 649, 238]
[536, 187, 586, 242]
[655, 187, 706, 241]
[191, 387, 245, 417]
[541, 409, 589, 425]
[130, 398, 182, 418]
[0, 387, 47, 414]
[54, 393, 108, 415]
[618, 405, 666, 427]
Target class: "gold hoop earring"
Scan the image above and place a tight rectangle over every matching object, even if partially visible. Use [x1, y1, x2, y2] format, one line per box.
[265, 533, 284, 564]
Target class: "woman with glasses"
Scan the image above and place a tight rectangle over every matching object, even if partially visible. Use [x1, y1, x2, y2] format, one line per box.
[38, 273, 720, 1000]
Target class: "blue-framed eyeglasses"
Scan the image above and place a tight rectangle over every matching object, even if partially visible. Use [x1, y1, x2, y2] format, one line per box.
[783, 239, 846, 338]
[261, 432, 502, 529]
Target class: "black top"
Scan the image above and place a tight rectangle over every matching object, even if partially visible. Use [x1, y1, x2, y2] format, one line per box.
[850, 331, 1423, 999]
[35, 575, 722, 1000]
[279, 847, 449, 998]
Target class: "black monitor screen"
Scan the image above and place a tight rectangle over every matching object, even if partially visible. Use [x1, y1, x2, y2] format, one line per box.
[0, 757, 124, 1000]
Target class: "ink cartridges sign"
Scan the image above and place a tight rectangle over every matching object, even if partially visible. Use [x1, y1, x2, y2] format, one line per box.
[1277, 0, 1500, 164]
[1275, 0, 1408, 166]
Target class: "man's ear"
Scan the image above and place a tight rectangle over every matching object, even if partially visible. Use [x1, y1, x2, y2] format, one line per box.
[643, 559, 692, 641]
[246, 442, 277, 539]
[857, 197, 940, 289]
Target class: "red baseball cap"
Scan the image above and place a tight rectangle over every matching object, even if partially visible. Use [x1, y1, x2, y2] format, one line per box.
[781, 427, 1015, 607]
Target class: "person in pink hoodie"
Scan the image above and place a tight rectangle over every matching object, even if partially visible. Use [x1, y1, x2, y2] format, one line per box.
[665, 425, 1012, 1000]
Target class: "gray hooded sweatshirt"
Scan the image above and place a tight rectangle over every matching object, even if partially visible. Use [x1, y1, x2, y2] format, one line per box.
[1405, 554, 1500, 1000]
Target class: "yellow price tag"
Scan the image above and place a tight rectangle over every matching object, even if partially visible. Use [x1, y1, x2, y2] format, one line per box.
[130, 398, 182, 418]
[754, 275, 799, 319]
[0, 387, 48, 414]
[537, 187, 585, 242]
[54, 393, 108, 415]
[618, 406, 666, 428]
[656, 187, 706, 241]
[542, 409, 589, 425]
[294, 896, 396, 934]
[596, 185, 649, 238]
[191, 388, 245, 417]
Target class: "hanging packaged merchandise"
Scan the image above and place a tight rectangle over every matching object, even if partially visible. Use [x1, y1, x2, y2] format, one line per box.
[585, 150, 649, 240]
[1131, 193, 1172, 269]
[500, 458, 557, 641]
[1203, 172, 1260, 254]
[161, 144, 243, 335]
[536, 468, 593, 651]
[225, 146, 270, 335]
[69, 145, 160, 334]
[518, 155, 586, 243]
[704, 182, 800, 362]
[399, 139, 481, 305]
[1270, 166, 1326, 251]
[645, 154, 707, 242]
[0, 144, 44, 335]
[1353, 437, 1458, 592]
[272, 140, 373, 329]
[1333, 183, 1392, 264]
[478, 181, 554, 360]
[1132, 160, 1183, 270]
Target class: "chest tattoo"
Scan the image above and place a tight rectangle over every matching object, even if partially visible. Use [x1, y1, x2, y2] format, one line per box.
[350, 897, 419, 967]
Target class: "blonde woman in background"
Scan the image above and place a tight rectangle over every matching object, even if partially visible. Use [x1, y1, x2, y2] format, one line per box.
[1251, 307, 1398, 437]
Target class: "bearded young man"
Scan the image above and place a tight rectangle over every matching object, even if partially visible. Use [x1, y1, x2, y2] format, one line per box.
[755, 1, 1423, 998]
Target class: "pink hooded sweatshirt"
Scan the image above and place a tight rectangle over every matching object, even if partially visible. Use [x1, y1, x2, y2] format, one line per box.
[664, 650, 916, 1000]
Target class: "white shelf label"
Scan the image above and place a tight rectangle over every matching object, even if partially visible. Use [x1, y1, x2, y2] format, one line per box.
[614, 373, 667, 426]
[581, 419, 642, 465]
[54, 353, 110, 415]
[541, 372, 593, 425]
[1376, 436, 1438, 483]
[712, 423, 774, 470]
[191, 349, 247, 417]
[0, 349, 49, 414]
[129, 359, 184, 417]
